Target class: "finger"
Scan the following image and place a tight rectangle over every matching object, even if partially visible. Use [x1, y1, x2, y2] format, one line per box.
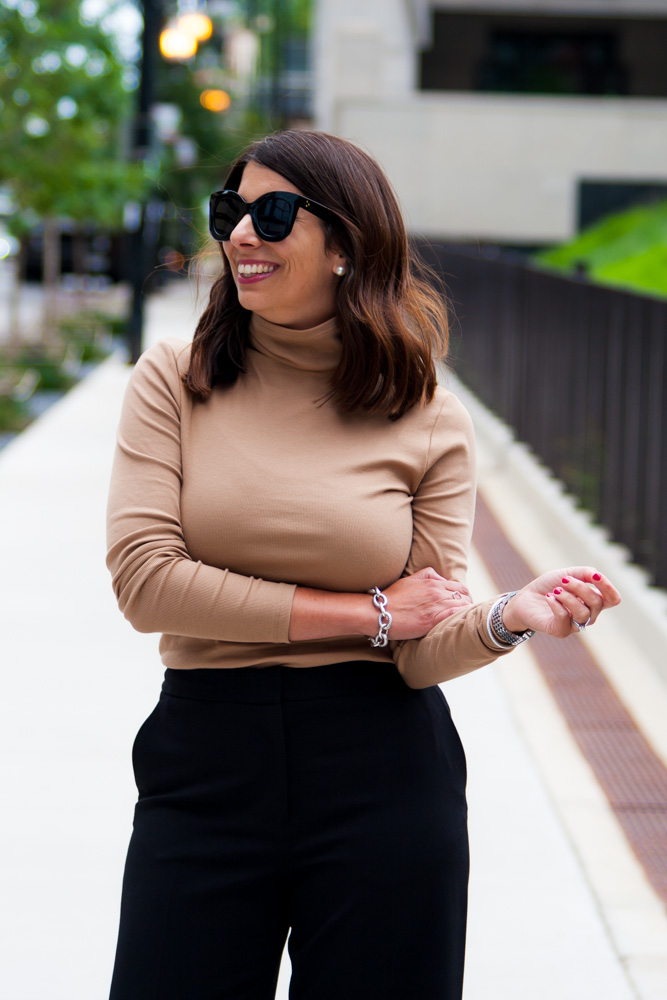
[442, 579, 470, 596]
[552, 587, 593, 629]
[544, 591, 576, 637]
[590, 573, 622, 608]
[411, 566, 446, 581]
[444, 587, 472, 603]
[562, 569, 621, 608]
[557, 576, 604, 624]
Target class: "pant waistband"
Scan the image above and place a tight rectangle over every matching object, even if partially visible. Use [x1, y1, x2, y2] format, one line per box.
[161, 661, 407, 703]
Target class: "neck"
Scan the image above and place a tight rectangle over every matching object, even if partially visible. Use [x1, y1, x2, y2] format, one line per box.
[249, 312, 342, 373]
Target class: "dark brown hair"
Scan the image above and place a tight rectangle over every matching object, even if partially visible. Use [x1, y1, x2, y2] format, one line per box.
[184, 129, 449, 419]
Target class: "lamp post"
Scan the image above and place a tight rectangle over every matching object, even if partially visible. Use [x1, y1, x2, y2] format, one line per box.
[126, 1, 213, 364]
[127, 0, 162, 364]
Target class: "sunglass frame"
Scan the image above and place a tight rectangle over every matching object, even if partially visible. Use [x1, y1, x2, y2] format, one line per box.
[209, 189, 340, 243]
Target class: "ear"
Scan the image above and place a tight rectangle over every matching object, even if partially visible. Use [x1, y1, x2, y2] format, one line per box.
[330, 250, 347, 272]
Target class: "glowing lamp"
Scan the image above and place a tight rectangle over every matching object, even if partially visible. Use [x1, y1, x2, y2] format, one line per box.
[200, 89, 231, 112]
[160, 27, 198, 60]
[178, 12, 213, 42]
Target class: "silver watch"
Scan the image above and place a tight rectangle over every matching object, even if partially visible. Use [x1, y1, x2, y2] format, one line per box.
[487, 591, 535, 647]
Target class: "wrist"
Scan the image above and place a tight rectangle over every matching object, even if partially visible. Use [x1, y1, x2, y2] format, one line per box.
[501, 594, 530, 634]
[367, 587, 392, 647]
[487, 592, 535, 648]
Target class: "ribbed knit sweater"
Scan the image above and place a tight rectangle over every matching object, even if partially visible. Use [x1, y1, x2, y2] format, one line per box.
[106, 313, 513, 688]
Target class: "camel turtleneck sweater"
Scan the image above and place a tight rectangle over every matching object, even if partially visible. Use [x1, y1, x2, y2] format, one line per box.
[106, 313, 513, 688]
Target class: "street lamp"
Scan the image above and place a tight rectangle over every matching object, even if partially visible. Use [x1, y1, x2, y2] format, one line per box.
[200, 88, 231, 111]
[159, 24, 198, 60]
[178, 12, 213, 42]
[126, 1, 214, 364]
[159, 6, 213, 60]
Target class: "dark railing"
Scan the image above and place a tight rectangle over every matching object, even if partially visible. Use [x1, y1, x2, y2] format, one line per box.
[417, 243, 667, 589]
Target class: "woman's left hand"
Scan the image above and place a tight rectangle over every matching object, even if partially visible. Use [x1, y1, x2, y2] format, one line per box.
[502, 567, 621, 638]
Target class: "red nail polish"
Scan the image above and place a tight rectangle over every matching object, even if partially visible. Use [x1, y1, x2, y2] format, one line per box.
[561, 577, 570, 584]
[593, 573, 601, 581]
[554, 587, 562, 595]
[546, 593, 552, 598]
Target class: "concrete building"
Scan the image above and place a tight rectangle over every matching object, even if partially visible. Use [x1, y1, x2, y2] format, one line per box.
[313, 1, 667, 245]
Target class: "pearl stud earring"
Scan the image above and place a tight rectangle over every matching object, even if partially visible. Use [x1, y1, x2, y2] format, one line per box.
[334, 265, 346, 276]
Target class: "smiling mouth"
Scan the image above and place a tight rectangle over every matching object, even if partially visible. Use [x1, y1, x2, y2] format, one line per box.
[237, 262, 278, 282]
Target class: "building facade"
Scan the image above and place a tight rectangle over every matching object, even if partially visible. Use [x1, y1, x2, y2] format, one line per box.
[313, 0, 667, 244]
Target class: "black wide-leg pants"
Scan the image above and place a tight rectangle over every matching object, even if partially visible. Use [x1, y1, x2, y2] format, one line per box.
[108, 661, 469, 1000]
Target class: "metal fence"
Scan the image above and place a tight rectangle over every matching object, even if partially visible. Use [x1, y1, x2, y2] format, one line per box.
[417, 243, 667, 589]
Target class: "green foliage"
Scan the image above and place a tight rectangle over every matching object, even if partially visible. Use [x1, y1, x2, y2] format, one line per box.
[59, 308, 121, 359]
[0, 0, 146, 231]
[245, 0, 311, 34]
[534, 199, 667, 299]
[0, 304, 121, 431]
[10, 346, 78, 390]
[0, 393, 31, 431]
[0, 0, 312, 253]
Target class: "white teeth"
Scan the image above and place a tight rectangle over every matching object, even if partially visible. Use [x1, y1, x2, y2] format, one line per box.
[238, 263, 276, 275]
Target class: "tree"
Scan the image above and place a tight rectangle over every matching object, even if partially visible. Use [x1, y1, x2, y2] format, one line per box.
[0, 0, 145, 342]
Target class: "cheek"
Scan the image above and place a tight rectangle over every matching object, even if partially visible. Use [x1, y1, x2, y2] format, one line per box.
[309, 249, 338, 285]
[221, 249, 237, 283]
[291, 260, 334, 296]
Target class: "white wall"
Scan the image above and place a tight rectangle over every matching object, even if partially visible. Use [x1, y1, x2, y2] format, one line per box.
[313, 0, 667, 242]
[313, 0, 418, 132]
[333, 92, 667, 242]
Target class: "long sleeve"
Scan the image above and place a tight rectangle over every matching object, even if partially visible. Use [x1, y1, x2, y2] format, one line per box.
[392, 390, 514, 689]
[105, 339, 296, 642]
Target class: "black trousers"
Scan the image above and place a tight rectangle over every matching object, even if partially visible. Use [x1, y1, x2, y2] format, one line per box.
[108, 661, 469, 1000]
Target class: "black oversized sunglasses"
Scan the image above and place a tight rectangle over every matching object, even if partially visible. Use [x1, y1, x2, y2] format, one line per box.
[209, 189, 341, 243]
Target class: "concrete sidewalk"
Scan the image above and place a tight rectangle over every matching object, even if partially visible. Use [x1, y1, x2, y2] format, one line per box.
[1, 280, 665, 999]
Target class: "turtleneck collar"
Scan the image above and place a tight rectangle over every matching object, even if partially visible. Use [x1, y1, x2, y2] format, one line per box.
[249, 313, 342, 373]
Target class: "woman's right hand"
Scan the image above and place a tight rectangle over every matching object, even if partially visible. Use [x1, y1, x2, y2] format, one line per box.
[383, 568, 472, 640]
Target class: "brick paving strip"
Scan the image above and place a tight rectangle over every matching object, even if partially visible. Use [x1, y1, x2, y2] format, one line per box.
[473, 490, 667, 907]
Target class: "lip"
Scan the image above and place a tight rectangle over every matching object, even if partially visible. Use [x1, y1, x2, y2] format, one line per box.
[235, 259, 280, 285]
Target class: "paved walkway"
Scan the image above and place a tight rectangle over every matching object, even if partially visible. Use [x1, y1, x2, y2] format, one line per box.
[1, 280, 666, 999]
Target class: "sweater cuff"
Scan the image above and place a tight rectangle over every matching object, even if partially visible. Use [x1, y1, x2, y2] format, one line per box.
[392, 598, 516, 689]
[273, 582, 299, 643]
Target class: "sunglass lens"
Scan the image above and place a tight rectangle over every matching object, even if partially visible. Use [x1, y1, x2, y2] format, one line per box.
[255, 194, 294, 240]
[213, 194, 243, 239]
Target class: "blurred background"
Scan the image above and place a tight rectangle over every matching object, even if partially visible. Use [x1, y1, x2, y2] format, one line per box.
[1, 3, 666, 998]
[0, 0, 313, 380]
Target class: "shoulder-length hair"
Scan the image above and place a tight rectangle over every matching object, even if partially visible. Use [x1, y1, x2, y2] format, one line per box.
[184, 129, 449, 420]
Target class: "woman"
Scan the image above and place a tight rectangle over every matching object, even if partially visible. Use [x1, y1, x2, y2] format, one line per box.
[106, 129, 620, 1000]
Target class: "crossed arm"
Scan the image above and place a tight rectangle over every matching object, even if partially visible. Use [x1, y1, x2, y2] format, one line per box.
[107, 340, 620, 690]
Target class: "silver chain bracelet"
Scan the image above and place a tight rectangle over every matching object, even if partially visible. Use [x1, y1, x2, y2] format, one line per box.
[368, 587, 392, 647]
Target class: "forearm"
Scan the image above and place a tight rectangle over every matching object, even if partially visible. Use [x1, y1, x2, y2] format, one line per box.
[288, 587, 377, 641]
[392, 599, 514, 689]
[107, 540, 298, 642]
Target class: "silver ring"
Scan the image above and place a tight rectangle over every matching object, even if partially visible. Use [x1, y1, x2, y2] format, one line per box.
[452, 591, 462, 600]
[573, 615, 592, 630]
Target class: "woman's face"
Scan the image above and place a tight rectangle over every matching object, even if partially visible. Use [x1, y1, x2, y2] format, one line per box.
[221, 161, 345, 330]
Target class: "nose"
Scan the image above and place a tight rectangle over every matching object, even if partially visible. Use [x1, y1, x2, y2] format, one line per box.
[229, 211, 261, 247]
